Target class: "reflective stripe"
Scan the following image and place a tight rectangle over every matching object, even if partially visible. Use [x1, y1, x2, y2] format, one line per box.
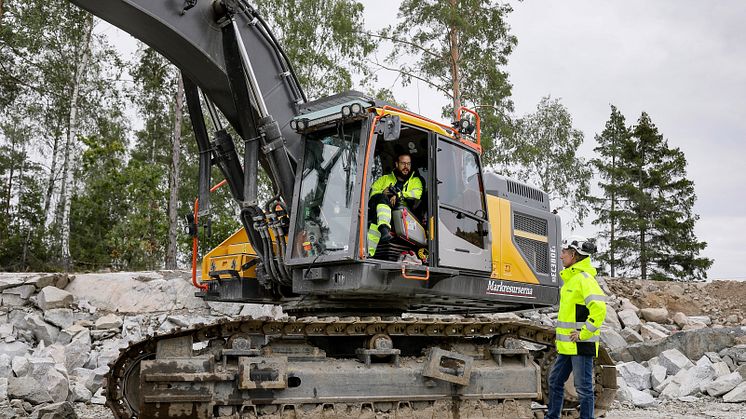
[376, 204, 392, 226]
[404, 187, 422, 198]
[585, 321, 599, 332]
[581, 272, 590, 278]
[584, 294, 606, 304]
[556, 334, 599, 343]
[556, 321, 583, 329]
[367, 228, 381, 256]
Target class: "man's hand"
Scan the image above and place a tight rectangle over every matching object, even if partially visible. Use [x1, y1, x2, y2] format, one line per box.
[389, 195, 397, 207]
[570, 330, 580, 342]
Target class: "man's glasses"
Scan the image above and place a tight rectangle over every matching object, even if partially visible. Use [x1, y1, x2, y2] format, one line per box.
[397, 162, 411, 167]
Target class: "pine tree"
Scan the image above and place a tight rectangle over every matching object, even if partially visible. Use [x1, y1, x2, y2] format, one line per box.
[590, 105, 631, 276]
[612, 112, 712, 280]
[380, 0, 517, 166]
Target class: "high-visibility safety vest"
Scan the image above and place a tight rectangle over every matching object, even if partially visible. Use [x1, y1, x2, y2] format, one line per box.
[370, 172, 423, 201]
[555, 257, 607, 357]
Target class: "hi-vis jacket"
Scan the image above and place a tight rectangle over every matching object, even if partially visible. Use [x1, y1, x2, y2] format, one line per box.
[370, 172, 423, 202]
[556, 257, 607, 357]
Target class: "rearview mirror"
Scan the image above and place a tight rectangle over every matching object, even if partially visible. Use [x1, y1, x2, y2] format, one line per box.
[378, 115, 401, 141]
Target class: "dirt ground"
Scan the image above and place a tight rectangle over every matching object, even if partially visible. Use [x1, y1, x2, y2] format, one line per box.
[606, 279, 746, 325]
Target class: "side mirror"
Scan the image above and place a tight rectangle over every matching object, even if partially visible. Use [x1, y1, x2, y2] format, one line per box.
[377, 115, 401, 141]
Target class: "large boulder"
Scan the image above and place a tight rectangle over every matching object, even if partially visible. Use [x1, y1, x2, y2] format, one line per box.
[720, 344, 746, 364]
[616, 385, 658, 408]
[1, 284, 36, 306]
[618, 309, 642, 332]
[672, 312, 689, 328]
[0, 341, 30, 358]
[620, 328, 644, 344]
[640, 307, 668, 323]
[67, 378, 93, 403]
[659, 348, 694, 375]
[7, 376, 53, 404]
[723, 381, 746, 403]
[640, 324, 668, 341]
[31, 401, 79, 419]
[94, 313, 123, 330]
[617, 361, 651, 390]
[11, 356, 30, 377]
[0, 275, 25, 291]
[36, 287, 74, 310]
[64, 329, 92, 372]
[626, 327, 746, 363]
[0, 354, 11, 379]
[650, 364, 667, 389]
[600, 327, 627, 352]
[688, 315, 712, 326]
[28, 358, 69, 403]
[677, 364, 715, 397]
[63, 271, 206, 313]
[43, 308, 74, 329]
[24, 313, 59, 345]
[705, 371, 743, 397]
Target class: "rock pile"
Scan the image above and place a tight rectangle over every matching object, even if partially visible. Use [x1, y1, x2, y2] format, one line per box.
[595, 277, 746, 408]
[0, 270, 744, 417]
[0, 271, 282, 418]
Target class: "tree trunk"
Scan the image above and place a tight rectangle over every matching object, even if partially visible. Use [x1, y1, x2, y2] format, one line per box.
[60, 16, 93, 272]
[43, 132, 61, 225]
[3, 132, 16, 228]
[610, 138, 616, 277]
[448, 0, 461, 118]
[165, 73, 184, 270]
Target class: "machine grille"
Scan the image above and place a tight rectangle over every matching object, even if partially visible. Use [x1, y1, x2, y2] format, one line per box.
[513, 212, 550, 274]
[514, 212, 548, 236]
[507, 180, 545, 203]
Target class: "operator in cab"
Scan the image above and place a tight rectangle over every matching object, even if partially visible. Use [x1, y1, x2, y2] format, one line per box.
[367, 152, 423, 256]
[546, 235, 607, 419]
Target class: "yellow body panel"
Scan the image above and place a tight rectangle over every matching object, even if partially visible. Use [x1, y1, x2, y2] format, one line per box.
[201, 228, 259, 281]
[487, 195, 541, 284]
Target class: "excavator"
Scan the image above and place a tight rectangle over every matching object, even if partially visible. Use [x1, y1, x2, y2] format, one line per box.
[67, 0, 617, 417]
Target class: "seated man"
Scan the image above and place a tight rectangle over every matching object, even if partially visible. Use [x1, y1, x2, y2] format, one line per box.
[367, 152, 423, 256]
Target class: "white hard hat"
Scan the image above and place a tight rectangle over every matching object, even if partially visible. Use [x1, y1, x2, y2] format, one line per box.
[562, 235, 597, 256]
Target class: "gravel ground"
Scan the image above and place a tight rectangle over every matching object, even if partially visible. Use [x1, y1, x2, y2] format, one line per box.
[73, 400, 746, 419]
[604, 400, 746, 419]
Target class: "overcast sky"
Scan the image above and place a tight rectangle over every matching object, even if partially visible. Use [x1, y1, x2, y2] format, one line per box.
[102, 1, 746, 280]
[359, 1, 746, 280]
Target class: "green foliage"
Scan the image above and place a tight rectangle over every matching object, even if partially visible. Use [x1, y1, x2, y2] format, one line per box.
[590, 105, 629, 276]
[506, 96, 591, 227]
[593, 110, 712, 281]
[385, 0, 516, 165]
[254, 0, 375, 99]
[68, 112, 129, 270]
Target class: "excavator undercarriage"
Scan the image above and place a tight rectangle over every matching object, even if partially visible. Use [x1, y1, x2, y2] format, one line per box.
[106, 316, 617, 418]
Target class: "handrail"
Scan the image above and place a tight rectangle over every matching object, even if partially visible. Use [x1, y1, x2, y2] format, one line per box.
[191, 179, 228, 290]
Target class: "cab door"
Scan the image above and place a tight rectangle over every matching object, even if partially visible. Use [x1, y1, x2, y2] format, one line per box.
[435, 137, 492, 272]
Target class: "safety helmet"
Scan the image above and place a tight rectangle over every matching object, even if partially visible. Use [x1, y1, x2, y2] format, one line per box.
[562, 235, 597, 256]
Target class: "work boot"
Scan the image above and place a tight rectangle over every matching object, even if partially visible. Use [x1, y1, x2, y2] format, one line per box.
[378, 224, 393, 243]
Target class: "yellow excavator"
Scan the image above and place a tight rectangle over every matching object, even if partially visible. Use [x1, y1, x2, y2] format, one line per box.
[66, 0, 617, 417]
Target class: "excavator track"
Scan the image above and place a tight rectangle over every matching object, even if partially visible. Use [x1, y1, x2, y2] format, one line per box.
[105, 316, 617, 419]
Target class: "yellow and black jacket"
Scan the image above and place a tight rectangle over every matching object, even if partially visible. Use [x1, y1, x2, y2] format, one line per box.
[555, 257, 607, 357]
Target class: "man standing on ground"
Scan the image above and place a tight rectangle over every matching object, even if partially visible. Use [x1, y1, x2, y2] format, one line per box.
[546, 235, 607, 419]
[367, 152, 423, 256]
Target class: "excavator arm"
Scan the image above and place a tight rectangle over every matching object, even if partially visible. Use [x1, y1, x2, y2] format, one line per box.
[69, 0, 309, 289]
[70, 0, 304, 203]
